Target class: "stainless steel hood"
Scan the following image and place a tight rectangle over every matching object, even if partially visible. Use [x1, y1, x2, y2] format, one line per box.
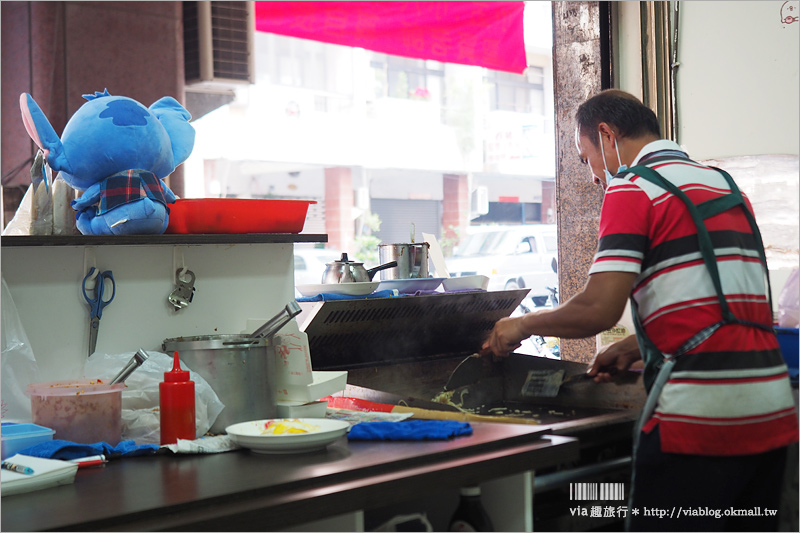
[299, 289, 528, 369]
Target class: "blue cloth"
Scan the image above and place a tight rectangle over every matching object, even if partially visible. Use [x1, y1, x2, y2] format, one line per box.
[297, 289, 398, 302]
[347, 420, 472, 441]
[15, 439, 159, 460]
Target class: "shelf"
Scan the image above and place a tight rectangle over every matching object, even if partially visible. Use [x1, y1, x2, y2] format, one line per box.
[0, 233, 328, 247]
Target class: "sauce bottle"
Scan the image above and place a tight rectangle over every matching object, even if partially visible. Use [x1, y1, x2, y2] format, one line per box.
[159, 351, 196, 445]
[448, 486, 494, 532]
[596, 300, 635, 352]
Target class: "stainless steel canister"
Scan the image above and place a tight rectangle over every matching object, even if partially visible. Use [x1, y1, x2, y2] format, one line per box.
[162, 335, 276, 433]
[378, 243, 430, 279]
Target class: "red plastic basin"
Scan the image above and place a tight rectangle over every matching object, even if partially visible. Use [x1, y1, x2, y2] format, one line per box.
[166, 198, 316, 234]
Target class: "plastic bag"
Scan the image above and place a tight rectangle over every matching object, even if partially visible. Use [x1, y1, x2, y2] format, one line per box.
[84, 351, 225, 445]
[2, 152, 77, 236]
[1, 277, 41, 422]
[778, 267, 799, 328]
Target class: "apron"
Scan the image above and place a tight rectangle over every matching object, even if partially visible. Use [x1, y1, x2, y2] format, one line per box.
[622, 164, 775, 451]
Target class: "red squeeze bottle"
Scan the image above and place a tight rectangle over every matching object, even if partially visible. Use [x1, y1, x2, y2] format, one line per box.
[159, 351, 196, 445]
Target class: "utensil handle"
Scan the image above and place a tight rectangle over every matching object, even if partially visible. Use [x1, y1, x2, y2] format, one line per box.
[366, 261, 398, 279]
[110, 349, 150, 385]
[251, 301, 302, 339]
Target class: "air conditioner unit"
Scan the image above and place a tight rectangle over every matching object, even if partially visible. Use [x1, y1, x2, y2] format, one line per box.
[183, 1, 255, 92]
[470, 186, 489, 219]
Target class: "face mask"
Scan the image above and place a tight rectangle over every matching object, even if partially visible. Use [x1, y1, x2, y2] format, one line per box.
[599, 131, 628, 181]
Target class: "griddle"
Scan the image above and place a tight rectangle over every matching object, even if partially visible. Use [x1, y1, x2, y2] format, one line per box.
[299, 290, 645, 430]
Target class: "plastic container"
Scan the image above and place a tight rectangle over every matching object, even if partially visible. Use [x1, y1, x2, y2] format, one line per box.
[776, 327, 799, 382]
[1, 423, 55, 460]
[596, 300, 635, 352]
[159, 352, 196, 445]
[27, 380, 124, 445]
[165, 198, 316, 234]
[448, 486, 495, 532]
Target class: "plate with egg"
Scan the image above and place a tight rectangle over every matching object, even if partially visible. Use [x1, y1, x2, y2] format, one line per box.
[225, 418, 350, 454]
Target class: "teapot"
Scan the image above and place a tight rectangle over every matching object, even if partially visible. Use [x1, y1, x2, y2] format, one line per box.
[321, 253, 397, 283]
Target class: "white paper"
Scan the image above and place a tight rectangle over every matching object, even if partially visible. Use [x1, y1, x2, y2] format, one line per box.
[422, 232, 450, 278]
[1, 454, 78, 497]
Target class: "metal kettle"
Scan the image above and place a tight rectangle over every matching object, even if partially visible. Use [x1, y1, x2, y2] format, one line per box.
[321, 253, 397, 283]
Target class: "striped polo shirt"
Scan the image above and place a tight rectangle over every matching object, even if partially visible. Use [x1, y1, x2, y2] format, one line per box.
[589, 140, 798, 456]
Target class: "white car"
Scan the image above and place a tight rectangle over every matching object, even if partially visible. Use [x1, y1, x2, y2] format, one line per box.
[294, 248, 341, 286]
[446, 225, 558, 305]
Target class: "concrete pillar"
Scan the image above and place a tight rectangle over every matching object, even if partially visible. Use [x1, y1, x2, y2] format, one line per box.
[552, 2, 605, 363]
[442, 173, 469, 254]
[325, 167, 354, 253]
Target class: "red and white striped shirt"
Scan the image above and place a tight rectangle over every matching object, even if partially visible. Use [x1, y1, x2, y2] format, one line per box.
[589, 140, 798, 456]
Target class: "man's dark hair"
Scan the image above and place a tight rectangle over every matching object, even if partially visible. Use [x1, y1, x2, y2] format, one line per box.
[575, 89, 661, 146]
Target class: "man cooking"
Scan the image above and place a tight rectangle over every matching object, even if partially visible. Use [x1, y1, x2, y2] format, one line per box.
[482, 89, 798, 531]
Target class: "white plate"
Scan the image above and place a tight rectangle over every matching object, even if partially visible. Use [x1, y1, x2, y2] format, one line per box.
[376, 278, 444, 294]
[442, 275, 490, 291]
[225, 418, 349, 454]
[296, 282, 379, 297]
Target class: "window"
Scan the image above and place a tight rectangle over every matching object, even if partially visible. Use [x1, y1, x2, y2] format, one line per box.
[370, 54, 444, 102]
[486, 67, 544, 114]
[275, 37, 326, 89]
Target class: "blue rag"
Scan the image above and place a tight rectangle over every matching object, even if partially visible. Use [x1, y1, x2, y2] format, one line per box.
[297, 289, 398, 302]
[347, 420, 473, 441]
[15, 439, 159, 460]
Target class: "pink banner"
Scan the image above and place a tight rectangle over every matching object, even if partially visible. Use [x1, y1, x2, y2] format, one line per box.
[254, 1, 527, 73]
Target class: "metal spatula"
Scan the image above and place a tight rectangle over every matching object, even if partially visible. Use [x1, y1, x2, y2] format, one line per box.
[520, 369, 585, 398]
[444, 350, 501, 391]
[520, 366, 639, 398]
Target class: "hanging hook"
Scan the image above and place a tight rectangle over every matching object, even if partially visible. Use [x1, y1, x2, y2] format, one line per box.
[172, 246, 187, 284]
[83, 247, 98, 284]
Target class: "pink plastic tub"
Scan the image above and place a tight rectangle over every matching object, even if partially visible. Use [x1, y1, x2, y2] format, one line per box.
[27, 380, 124, 445]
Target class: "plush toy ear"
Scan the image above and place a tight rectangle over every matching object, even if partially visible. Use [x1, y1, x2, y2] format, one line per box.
[149, 97, 196, 168]
[18, 93, 71, 173]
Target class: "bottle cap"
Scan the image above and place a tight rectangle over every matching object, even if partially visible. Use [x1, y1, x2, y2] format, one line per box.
[164, 351, 191, 382]
[460, 486, 481, 497]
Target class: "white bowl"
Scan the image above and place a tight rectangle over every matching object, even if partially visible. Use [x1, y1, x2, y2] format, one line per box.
[296, 281, 379, 297]
[376, 278, 444, 294]
[442, 275, 490, 291]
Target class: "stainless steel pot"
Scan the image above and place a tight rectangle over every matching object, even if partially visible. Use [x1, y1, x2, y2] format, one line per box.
[162, 335, 275, 433]
[378, 243, 430, 280]
[321, 253, 397, 283]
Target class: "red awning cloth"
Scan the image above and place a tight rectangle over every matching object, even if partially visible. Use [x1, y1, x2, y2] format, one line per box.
[254, 1, 527, 73]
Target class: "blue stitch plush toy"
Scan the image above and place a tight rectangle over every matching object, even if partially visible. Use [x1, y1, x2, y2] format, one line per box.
[19, 90, 195, 235]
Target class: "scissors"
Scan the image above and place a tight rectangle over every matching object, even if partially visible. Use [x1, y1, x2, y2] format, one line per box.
[82, 267, 116, 357]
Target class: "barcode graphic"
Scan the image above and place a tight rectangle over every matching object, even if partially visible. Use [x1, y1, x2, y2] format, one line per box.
[570, 482, 625, 500]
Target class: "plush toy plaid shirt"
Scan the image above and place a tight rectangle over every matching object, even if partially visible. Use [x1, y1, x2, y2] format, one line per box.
[98, 169, 168, 215]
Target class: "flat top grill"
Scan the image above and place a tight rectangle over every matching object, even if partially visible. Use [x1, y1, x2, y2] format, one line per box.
[301, 291, 645, 433]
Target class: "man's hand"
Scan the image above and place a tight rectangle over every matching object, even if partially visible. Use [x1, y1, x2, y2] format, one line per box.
[587, 335, 641, 383]
[481, 316, 527, 358]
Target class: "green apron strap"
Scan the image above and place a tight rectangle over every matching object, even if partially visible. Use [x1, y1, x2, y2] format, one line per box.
[629, 296, 662, 392]
[626, 165, 736, 322]
[624, 163, 776, 389]
[706, 167, 775, 315]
